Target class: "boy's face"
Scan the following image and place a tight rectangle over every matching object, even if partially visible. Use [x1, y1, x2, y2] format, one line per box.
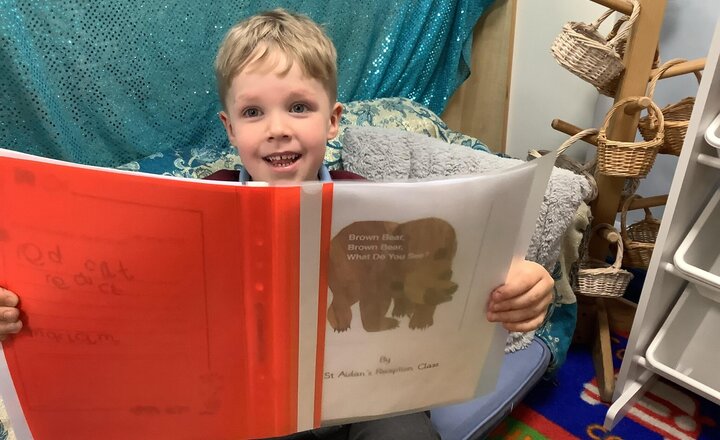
[219, 55, 342, 183]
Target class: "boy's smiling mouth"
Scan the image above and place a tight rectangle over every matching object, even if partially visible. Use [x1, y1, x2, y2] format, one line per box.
[263, 152, 301, 168]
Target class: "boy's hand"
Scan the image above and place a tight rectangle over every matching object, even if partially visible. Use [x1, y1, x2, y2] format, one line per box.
[486, 260, 553, 333]
[0, 287, 22, 341]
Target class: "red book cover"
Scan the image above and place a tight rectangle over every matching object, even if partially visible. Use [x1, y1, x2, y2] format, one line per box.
[0, 150, 330, 439]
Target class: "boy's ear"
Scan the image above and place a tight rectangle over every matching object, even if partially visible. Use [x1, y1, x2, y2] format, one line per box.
[218, 111, 237, 146]
[327, 102, 343, 140]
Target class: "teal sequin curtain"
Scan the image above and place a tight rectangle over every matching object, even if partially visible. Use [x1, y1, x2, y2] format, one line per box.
[0, 0, 494, 166]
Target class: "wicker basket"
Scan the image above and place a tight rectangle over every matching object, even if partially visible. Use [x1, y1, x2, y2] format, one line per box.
[586, 158, 640, 198]
[597, 96, 664, 177]
[620, 195, 661, 268]
[528, 128, 599, 201]
[638, 59, 701, 156]
[576, 224, 634, 298]
[550, 0, 640, 96]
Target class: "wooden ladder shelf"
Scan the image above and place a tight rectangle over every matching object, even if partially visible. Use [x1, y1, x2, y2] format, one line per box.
[549, 0, 702, 403]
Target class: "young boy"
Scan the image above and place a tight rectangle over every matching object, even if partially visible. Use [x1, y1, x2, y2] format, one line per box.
[0, 8, 553, 439]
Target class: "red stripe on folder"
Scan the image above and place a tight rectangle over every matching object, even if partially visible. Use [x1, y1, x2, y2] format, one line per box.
[314, 183, 333, 427]
[241, 187, 301, 437]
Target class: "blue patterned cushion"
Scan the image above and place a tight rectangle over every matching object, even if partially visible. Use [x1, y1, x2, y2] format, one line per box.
[117, 97, 490, 178]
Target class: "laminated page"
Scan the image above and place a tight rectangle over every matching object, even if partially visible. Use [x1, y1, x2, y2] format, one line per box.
[321, 152, 557, 423]
[0, 150, 327, 440]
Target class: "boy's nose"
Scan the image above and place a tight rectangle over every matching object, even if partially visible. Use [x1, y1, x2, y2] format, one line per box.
[267, 112, 290, 140]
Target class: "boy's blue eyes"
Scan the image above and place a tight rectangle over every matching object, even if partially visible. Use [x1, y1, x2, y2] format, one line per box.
[241, 103, 309, 118]
[243, 108, 261, 117]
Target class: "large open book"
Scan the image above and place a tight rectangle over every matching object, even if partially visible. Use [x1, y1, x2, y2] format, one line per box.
[0, 148, 556, 439]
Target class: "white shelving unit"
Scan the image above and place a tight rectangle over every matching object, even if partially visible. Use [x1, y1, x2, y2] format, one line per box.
[604, 18, 720, 429]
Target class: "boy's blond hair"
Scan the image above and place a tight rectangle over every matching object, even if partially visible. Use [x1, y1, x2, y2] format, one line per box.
[215, 9, 338, 110]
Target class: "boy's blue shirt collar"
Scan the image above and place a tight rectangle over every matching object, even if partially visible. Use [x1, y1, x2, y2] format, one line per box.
[239, 165, 332, 182]
[239, 167, 252, 182]
[318, 164, 332, 181]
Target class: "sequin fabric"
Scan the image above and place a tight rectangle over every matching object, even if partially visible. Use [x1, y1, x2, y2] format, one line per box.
[0, 0, 493, 166]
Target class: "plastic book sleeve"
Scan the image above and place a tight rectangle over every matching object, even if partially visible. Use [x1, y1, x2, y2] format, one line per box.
[321, 151, 558, 422]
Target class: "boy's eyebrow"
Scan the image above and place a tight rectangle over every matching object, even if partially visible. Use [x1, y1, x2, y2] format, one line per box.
[233, 88, 319, 102]
[232, 90, 261, 101]
[286, 88, 319, 100]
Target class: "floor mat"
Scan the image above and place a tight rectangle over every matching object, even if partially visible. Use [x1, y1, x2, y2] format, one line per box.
[489, 333, 720, 439]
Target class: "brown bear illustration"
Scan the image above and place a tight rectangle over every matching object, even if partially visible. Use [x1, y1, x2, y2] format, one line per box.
[327, 217, 458, 332]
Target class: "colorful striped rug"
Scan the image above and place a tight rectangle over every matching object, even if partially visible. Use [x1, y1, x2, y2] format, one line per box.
[488, 333, 720, 439]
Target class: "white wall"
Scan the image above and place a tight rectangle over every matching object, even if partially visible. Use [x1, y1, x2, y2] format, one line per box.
[505, 0, 605, 160]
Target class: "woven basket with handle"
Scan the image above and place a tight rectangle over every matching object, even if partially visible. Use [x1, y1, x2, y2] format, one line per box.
[528, 128, 599, 202]
[597, 97, 664, 177]
[576, 224, 634, 298]
[638, 59, 702, 156]
[620, 194, 660, 268]
[586, 159, 641, 198]
[550, 0, 640, 96]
